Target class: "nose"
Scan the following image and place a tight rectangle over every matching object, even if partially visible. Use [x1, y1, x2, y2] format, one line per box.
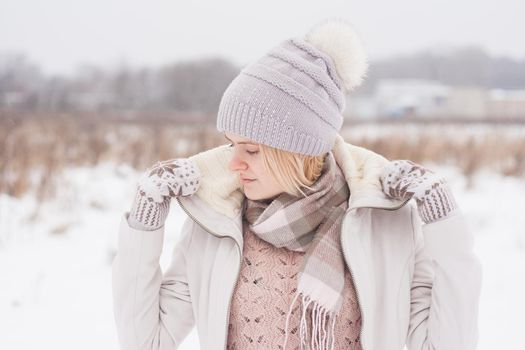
[228, 150, 248, 172]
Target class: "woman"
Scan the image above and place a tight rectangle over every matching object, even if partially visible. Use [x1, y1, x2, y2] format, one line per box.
[112, 19, 482, 350]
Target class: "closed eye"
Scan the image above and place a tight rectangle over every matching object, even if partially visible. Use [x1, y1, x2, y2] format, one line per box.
[227, 143, 259, 155]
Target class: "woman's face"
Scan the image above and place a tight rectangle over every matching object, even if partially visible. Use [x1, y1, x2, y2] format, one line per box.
[224, 132, 285, 201]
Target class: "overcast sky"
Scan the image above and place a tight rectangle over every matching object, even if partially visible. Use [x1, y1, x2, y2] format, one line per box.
[1, 0, 523, 75]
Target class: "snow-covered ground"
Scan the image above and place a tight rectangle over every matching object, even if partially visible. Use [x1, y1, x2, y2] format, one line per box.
[0, 160, 523, 349]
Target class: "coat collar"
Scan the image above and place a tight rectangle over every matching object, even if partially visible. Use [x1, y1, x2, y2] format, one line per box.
[177, 133, 409, 232]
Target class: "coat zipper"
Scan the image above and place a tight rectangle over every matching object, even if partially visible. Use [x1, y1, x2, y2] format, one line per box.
[340, 212, 365, 350]
[175, 197, 242, 350]
[340, 197, 411, 350]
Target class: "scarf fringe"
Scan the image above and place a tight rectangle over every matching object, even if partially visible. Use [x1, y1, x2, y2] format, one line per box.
[282, 292, 338, 350]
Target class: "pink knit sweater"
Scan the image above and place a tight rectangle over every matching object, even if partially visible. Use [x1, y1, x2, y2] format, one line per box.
[226, 222, 362, 350]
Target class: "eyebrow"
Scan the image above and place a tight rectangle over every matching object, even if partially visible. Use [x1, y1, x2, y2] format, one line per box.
[224, 134, 259, 145]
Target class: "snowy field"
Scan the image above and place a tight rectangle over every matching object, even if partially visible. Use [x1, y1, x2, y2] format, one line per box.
[0, 160, 524, 349]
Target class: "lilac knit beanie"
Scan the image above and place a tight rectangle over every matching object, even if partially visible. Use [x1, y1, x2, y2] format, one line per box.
[216, 18, 368, 156]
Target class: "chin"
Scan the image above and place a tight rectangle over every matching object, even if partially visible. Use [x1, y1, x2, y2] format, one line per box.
[246, 190, 282, 203]
[243, 191, 260, 201]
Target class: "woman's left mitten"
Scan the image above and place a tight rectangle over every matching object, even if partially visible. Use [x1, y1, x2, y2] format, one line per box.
[380, 160, 459, 224]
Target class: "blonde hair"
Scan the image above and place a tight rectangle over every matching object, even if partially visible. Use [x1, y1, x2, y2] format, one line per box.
[259, 144, 327, 198]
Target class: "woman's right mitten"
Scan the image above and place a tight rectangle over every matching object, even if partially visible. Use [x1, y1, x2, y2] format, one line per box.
[127, 158, 202, 231]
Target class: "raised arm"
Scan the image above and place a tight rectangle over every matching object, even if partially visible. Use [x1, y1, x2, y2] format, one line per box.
[381, 160, 483, 349]
[112, 158, 202, 350]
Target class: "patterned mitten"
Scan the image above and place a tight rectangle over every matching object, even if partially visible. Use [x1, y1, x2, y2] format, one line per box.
[380, 160, 459, 224]
[128, 158, 202, 231]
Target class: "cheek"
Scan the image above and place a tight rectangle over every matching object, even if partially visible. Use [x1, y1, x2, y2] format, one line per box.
[255, 164, 277, 186]
[249, 158, 265, 174]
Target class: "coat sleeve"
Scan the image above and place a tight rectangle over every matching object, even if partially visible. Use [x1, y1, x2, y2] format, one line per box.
[405, 204, 483, 350]
[111, 211, 196, 350]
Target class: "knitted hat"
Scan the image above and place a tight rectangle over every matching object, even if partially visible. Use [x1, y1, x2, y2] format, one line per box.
[216, 18, 368, 156]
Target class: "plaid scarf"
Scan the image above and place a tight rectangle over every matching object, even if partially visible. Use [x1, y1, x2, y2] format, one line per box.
[243, 151, 350, 350]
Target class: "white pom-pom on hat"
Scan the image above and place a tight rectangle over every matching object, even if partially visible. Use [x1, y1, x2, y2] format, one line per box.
[305, 17, 369, 92]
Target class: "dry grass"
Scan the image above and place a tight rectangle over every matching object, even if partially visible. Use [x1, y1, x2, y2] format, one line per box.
[1, 116, 524, 202]
[342, 126, 525, 187]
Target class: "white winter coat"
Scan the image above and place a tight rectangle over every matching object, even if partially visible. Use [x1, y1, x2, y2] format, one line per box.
[112, 133, 483, 350]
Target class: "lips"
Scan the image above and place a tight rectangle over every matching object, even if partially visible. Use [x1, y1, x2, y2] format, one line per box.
[240, 176, 256, 182]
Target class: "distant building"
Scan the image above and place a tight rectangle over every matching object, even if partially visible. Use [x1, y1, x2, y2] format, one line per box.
[487, 89, 525, 120]
[344, 79, 525, 121]
[344, 93, 377, 120]
[373, 79, 450, 119]
[343, 79, 454, 120]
